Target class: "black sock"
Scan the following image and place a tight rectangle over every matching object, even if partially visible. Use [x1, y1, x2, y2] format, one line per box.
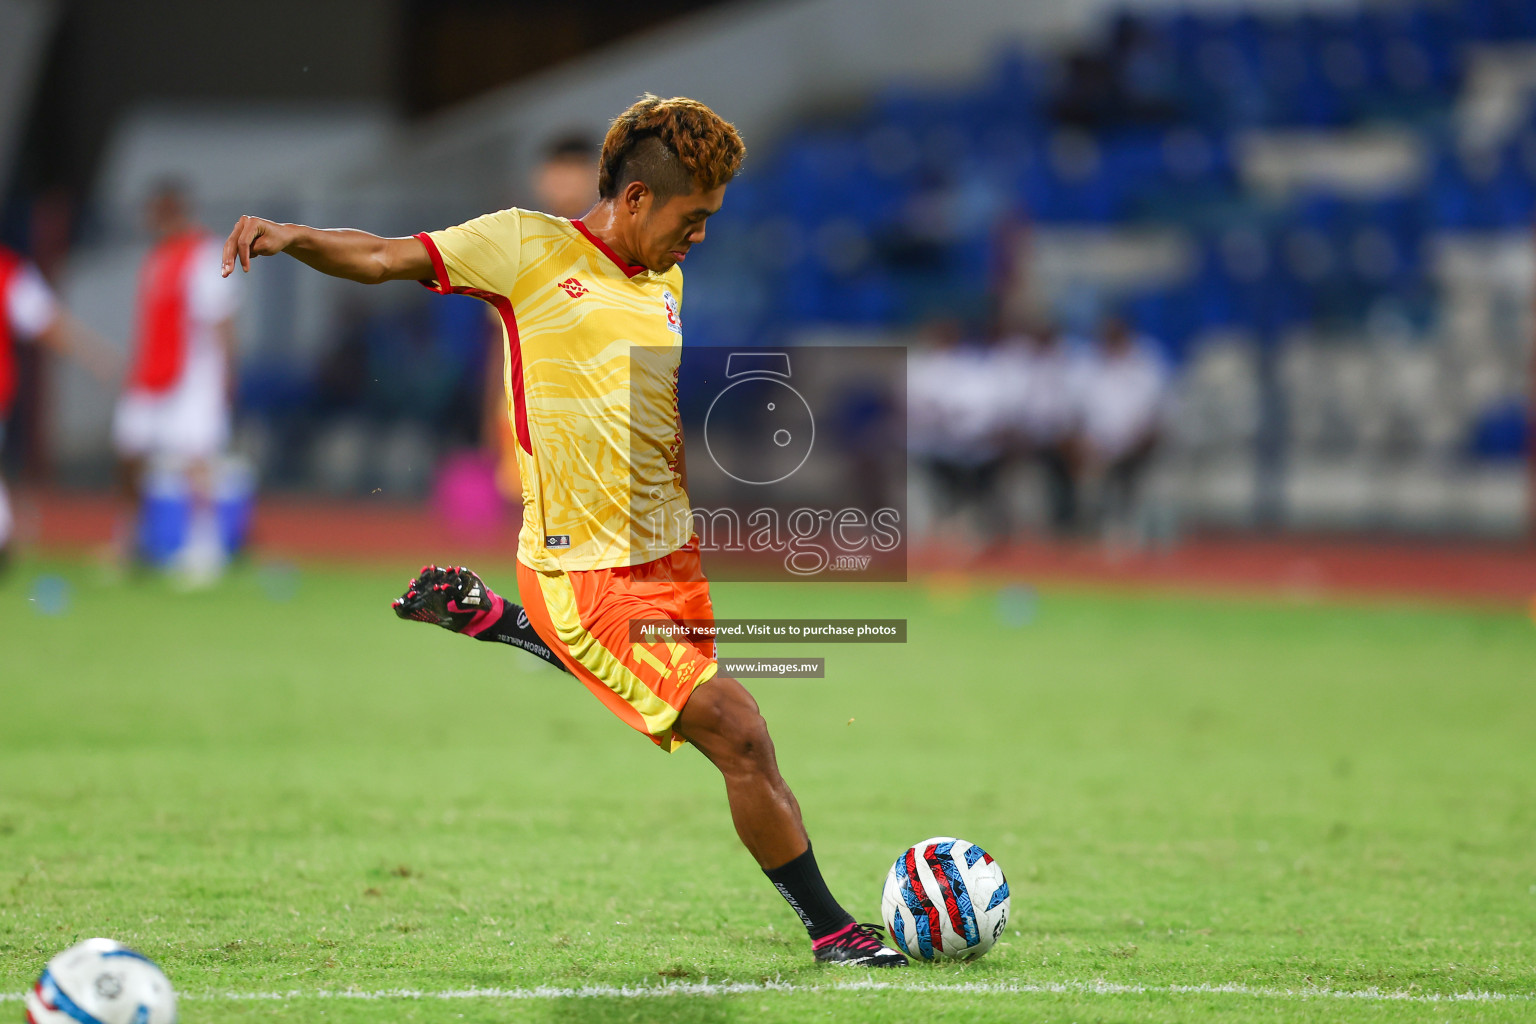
[764, 844, 856, 942]
[472, 602, 571, 674]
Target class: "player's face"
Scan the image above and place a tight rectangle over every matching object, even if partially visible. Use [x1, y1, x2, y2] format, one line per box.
[146, 193, 188, 239]
[638, 184, 727, 272]
[535, 158, 597, 221]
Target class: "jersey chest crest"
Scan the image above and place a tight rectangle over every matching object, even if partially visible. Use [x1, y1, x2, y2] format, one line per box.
[663, 290, 681, 335]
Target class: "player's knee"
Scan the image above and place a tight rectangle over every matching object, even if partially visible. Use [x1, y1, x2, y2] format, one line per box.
[693, 682, 774, 775]
[723, 706, 772, 772]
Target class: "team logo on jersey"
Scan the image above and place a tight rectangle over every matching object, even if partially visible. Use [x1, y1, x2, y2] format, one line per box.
[663, 291, 681, 334]
[544, 534, 571, 548]
[558, 277, 587, 298]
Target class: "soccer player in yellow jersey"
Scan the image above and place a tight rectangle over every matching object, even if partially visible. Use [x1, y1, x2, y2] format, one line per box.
[220, 95, 905, 967]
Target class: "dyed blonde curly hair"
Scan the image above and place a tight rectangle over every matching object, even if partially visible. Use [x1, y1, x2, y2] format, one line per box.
[598, 94, 745, 201]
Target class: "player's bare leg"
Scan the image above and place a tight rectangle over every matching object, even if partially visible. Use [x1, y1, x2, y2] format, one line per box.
[118, 455, 145, 516]
[174, 456, 225, 587]
[111, 454, 147, 571]
[0, 472, 13, 574]
[673, 676, 806, 867]
[391, 564, 904, 966]
[674, 674, 904, 966]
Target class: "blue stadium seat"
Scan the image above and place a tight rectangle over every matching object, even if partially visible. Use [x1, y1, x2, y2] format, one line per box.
[1469, 398, 1529, 460]
[700, 1, 1503, 348]
[1427, 147, 1480, 228]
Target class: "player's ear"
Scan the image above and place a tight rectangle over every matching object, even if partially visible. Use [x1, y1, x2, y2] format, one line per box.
[622, 180, 648, 215]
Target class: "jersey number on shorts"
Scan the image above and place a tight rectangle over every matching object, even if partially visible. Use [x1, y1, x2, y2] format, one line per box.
[633, 639, 688, 682]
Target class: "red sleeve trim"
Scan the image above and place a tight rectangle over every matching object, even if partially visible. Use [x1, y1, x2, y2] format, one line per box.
[572, 219, 647, 278]
[414, 231, 452, 294]
[411, 229, 531, 456]
[411, 234, 531, 457]
[480, 292, 533, 457]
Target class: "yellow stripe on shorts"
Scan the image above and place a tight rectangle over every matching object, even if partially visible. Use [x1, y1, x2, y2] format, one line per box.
[533, 569, 709, 751]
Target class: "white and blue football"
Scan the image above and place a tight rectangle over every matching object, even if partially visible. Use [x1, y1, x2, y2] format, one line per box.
[25, 938, 178, 1024]
[881, 836, 1011, 961]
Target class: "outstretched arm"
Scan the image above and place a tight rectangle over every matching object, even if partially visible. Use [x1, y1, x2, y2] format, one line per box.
[220, 217, 432, 284]
[36, 310, 120, 385]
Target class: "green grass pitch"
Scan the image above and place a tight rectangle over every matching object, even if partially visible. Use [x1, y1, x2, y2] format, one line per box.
[1, 558, 1533, 1022]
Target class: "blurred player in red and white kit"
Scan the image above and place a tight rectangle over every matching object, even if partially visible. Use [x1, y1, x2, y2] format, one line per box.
[113, 181, 241, 579]
[0, 244, 117, 568]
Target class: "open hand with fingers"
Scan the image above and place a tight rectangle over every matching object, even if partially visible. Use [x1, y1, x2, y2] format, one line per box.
[217, 216, 429, 283]
[221, 216, 297, 276]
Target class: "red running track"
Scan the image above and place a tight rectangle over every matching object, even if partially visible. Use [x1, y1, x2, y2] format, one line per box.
[12, 489, 1536, 609]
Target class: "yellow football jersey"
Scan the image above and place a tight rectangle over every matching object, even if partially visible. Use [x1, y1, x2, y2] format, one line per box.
[416, 209, 691, 572]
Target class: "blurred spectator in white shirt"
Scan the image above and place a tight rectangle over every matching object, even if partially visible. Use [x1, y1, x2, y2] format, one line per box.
[1077, 314, 1168, 532]
[909, 318, 1013, 546]
[996, 320, 1083, 534]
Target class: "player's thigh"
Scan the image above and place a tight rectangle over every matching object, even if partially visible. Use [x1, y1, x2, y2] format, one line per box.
[516, 560, 717, 749]
[648, 540, 717, 659]
[679, 579, 716, 660]
[673, 674, 770, 758]
[162, 383, 229, 461]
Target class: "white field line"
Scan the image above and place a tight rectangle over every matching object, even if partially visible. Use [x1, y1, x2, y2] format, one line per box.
[6, 978, 1531, 1004]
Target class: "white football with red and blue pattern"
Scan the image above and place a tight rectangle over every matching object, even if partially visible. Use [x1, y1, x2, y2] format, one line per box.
[881, 836, 1010, 961]
[25, 938, 178, 1024]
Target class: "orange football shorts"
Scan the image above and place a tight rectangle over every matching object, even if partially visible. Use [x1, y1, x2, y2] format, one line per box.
[516, 538, 718, 752]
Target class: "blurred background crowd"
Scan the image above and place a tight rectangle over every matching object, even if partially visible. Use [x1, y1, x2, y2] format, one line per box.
[2, 0, 1534, 574]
